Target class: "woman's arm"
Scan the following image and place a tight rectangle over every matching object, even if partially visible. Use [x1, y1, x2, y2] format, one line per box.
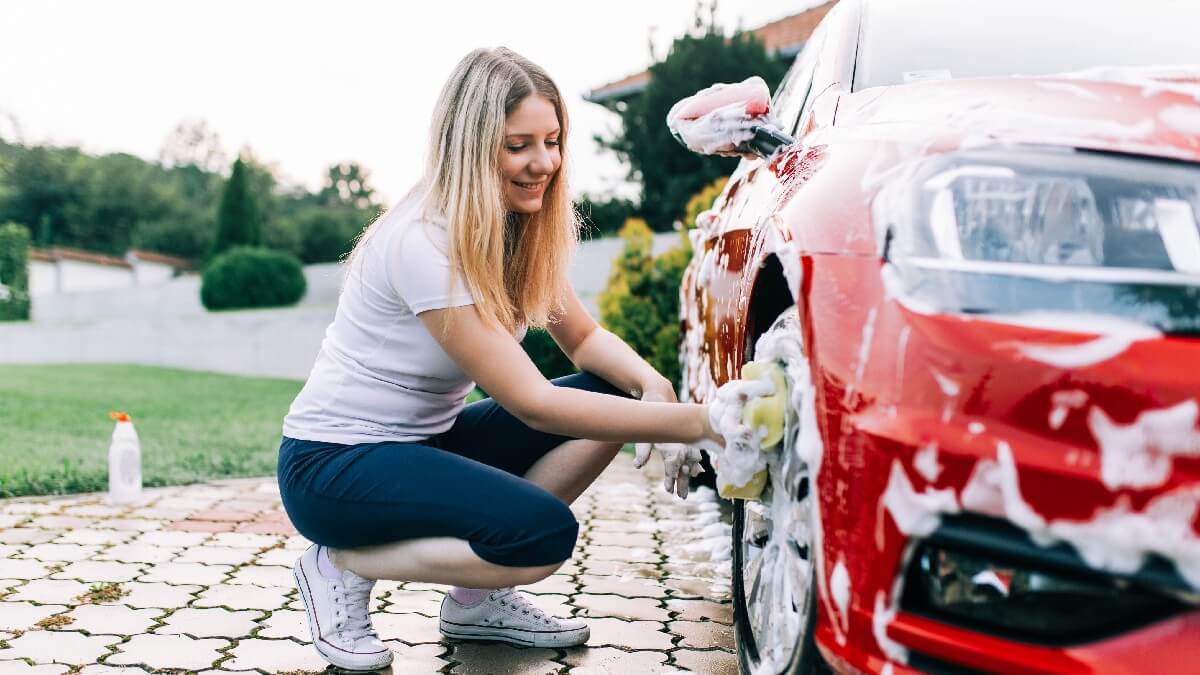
[545, 284, 672, 399]
[418, 304, 713, 445]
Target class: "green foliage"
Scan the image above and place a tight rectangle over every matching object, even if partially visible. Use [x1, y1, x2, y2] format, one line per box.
[599, 177, 727, 388]
[522, 327, 577, 380]
[210, 158, 262, 259]
[0, 364, 303, 497]
[200, 247, 306, 311]
[598, 25, 786, 231]
[576, 195, 638, 239]
[0, 222, 31, 321]
[296, 206, 371, 264]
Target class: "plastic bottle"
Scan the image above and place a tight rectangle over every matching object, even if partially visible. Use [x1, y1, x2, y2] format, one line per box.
[107, 411, 142, 504]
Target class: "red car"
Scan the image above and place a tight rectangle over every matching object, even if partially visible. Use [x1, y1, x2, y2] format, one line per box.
[676, 1, 1200, 673]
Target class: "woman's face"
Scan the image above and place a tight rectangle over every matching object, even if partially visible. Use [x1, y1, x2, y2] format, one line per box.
[500, 94, 562, 214]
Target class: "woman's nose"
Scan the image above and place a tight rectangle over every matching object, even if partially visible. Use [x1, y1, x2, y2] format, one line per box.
[529, 146, 556, 175]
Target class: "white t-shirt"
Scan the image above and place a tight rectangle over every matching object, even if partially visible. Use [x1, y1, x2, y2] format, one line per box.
[283, 195, 526, 444]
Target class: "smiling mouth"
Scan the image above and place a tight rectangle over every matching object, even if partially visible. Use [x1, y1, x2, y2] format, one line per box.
[514, 181, 546, 193]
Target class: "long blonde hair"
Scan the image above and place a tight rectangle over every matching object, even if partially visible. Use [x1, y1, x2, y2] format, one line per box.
[353, 47, 579, 334]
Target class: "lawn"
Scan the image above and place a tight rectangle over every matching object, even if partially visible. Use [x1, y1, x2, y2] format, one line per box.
[0, 364, 304, 498]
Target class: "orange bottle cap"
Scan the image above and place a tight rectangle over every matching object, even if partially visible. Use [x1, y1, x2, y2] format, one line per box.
[109, 411, 131, 423]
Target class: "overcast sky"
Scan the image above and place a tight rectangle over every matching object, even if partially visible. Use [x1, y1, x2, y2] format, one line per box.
[1, 0, 826, 203]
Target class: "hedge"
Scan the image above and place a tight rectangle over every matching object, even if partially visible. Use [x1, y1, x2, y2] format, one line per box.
[0, 222, 32, 321]
[200, 246, 306, 311]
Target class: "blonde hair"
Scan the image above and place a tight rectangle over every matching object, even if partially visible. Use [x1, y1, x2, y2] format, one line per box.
[352, 47, 578, 334]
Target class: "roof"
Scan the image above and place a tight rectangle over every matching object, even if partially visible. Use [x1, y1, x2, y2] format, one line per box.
[127, 248, 192, 270]
[30, 247, 133, 269]
[585, 1, 837, 105]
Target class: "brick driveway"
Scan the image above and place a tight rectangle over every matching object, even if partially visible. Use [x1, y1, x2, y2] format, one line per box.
[0, 453, 737, 674]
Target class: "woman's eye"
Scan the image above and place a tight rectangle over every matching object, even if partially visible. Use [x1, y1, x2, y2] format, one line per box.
[546, 139, 560, 147]
[506, 145, 525, 152]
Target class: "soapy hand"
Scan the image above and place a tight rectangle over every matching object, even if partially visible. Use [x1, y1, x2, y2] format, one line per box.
[631, 381, 704, 499]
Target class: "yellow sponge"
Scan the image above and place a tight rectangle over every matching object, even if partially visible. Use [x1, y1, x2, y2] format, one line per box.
[717, 468, 769, 500]
[741, 360, 788, 450]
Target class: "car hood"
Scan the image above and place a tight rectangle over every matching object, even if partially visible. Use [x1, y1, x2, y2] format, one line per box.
[833, 68, 1200, 163]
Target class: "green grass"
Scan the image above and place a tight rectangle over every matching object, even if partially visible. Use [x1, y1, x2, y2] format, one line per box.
[0, 364, 303, 498]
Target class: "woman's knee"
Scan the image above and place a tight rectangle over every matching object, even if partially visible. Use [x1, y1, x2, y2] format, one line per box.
[474, 495, 579, 568]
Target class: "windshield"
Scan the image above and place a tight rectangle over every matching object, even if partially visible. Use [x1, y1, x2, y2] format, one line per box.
[854, 0, 1200, 91]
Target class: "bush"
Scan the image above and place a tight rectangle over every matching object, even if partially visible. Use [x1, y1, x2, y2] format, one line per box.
[210, 158, 262, 259]
[522, 327, 577, 380]
[0, 222, 31, 321]
[132, 216, 214, 263]
[297, 208, 363, 264]
[200, 246, 306, 311]
[576, 195, 638, 239]
[598, 178, 727, 389]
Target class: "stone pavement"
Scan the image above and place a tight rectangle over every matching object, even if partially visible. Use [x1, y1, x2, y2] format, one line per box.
[0, 453, 737, 674]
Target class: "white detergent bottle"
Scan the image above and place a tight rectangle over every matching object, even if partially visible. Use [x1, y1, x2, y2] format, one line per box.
[107, 411, 142, 504]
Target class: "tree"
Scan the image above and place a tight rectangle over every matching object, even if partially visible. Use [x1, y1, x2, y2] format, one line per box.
[159, 119, 228, 174]
[598, 18, 786, 231]
[210, 157, 261, 258]
[320, 162, 376, 210]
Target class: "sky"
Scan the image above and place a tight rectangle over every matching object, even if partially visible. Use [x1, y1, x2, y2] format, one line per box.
[1, 0, 825, 204]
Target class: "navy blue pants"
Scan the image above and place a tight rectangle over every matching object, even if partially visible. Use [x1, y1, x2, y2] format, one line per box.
[277, 372, 631, 567]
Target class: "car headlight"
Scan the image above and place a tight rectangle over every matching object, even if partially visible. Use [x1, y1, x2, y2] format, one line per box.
[874, 147, 1200, 332]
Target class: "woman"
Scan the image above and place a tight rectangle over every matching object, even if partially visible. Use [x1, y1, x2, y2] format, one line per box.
[278, 47, 722, 671]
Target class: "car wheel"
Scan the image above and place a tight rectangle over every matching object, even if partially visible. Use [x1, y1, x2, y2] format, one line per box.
[732, 308, 824, 674]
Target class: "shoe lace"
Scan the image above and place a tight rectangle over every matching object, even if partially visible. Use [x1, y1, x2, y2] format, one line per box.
[334, 574, 378, 642]
[490, 588, 554, 626]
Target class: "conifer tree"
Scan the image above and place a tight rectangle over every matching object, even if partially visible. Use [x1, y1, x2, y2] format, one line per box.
[210, 157, 261, 258]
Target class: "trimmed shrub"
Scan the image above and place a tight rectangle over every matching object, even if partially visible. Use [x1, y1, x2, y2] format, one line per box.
[0, 222, 31, 321]
[200, 246, 306, 311]
[210, 158, 262, 260]
[522, 327, 577, 380]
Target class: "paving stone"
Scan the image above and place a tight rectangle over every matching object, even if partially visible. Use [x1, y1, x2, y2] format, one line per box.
[154, 497, 219, 512]
[112, 581, 201, 609]
[186, 510, 256, 522]
[575, 594, 670, 621]
[223, 637, 329, 671]
[0, 515, 26, 529]
[62, 604, 161, 635]
[0, 545, 25, 557]
[165, 520, 236, 533]
[1, 504, 58, 516]
[96, 518, 162, 532]
[562, 646, 668, 674]
[0, 662, 70, 674]
[584, 545, 660, 563]
[77, 666, 155, 674]
[666, 598, 734, 624]
[93, 544, 179, 564]
[16, 544, 100, 563]
[522, 573, 576, 596]
[208, 532, 281, 549]
[51, 529, 134, 546]
[139, 562, 232, 585]
[586, 531, 658, 547]
[671, 648, 739, 675]
[255, 609, 308, 640]
[236, 520, 298, 536]
[578, 574, 668, 598]
[526, 593, 574, 619]
[0, 602, 70, 631]
[449, 643, 559, 674]
[0, 530, 57, 545]
[131, 531, 210, 547]
[105, 632, 230, 670]
[579, 559, 662, 578]
[0, 559, 50, 580]
[156, 607, 263, 639]
[282, 534, 312, 550]
[380, 589, 443, 616]
[585, 617, 672, 650]
[193, 584, 289, 611]
[52, 561, 144, 583]
[670, 620, 735, 650]
[62, 505, 127, 518]
[387, 642, 450, 672]
[8, 579, 90, 605]
[126, 507, 191, 520]
[371, 611, 443, 644]
[664, 578, 722, 599]
[227, 565, 293, 587]
[23, 516, 95, 531]
[0, 630, 118, 665]
[253, 547, 299, 567]
[586, 518, 645, 533]
[175, 546, 258, 566]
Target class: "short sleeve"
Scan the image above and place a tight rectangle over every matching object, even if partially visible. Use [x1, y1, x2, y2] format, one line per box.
[386, 221, 475, 314]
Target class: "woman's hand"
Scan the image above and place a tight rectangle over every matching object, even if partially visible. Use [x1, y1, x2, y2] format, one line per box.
[632, 378, 708, 499]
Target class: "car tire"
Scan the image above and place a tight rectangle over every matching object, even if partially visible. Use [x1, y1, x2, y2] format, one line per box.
[731, 306, 826, 674]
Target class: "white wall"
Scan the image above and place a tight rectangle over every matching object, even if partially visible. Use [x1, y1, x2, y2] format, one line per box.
[29, 260, 58, 297]
[58, 260, 134, 294]
[133, 261, 176, 286]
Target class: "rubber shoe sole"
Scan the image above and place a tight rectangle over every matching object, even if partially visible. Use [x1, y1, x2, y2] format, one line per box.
[439, 617, 590, 648]
[293, 560, 392, 671]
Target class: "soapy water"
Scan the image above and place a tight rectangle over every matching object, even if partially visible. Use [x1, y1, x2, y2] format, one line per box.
[666, 76, 773, 157]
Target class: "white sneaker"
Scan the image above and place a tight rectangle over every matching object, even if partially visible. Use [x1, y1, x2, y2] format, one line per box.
[439, 588, 590, 647]
[293, 545, 393, 671]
